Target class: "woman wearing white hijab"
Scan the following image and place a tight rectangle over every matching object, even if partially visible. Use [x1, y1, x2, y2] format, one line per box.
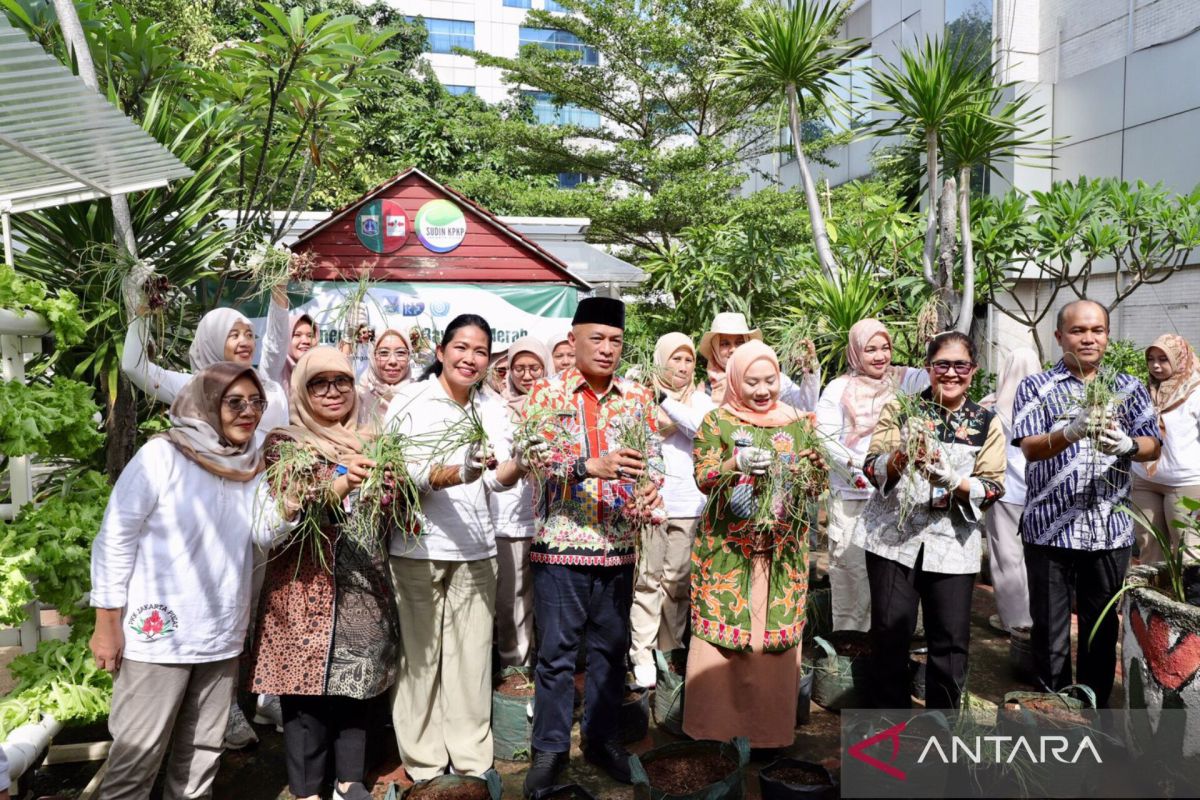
[629, 333, 716, 688]
[979, 347, 1039, 633]
[356, 328, 413, 426]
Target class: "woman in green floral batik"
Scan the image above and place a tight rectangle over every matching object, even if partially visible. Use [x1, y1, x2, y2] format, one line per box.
[685, 341, 825, 748]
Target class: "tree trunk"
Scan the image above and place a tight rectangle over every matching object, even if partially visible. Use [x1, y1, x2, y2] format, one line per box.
[955, 165, 975, 335]
[787, 83, 839, 287]
[104, 374, 138, 481]
[922, 130, 940, 286]
[935, 176, 959, 331]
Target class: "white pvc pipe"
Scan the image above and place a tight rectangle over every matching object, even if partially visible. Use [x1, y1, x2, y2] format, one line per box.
[1, 714, 63, 785]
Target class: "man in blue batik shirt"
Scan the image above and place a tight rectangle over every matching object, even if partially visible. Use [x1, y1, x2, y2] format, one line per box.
[1011, 300, 1161, 707]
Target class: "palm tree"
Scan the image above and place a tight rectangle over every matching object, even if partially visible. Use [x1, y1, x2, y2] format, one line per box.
[941, 85, 1050, 333]
[867, 35, 990, 287]
[722, 0, 865, 286]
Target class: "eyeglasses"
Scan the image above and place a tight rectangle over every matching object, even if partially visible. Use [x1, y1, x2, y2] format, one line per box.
[930, 360, 976, 376]
[223, 397, 268, 415]
[306, 375, 355, 397]
[376, 349, 410, 361]
[511, 365, 543, 377]
[492, 367, 509, 377]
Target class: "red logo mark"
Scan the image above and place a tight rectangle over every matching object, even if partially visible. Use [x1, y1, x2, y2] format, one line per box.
[847, 721, 908, 781]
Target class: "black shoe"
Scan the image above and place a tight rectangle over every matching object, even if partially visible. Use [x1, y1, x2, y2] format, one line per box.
[583, 740, 633, 784]
[524, 749, 569, 798]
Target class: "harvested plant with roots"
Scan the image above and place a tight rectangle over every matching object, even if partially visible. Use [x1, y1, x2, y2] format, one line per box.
[345, 433, 424, 555]
[262, 440, 333, 574]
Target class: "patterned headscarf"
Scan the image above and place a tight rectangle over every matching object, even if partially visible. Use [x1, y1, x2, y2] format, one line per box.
[1146, 335, 1200, 477]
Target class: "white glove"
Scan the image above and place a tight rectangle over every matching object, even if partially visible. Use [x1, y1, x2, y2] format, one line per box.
[459, 442, 487, 484]
[735, 446, 773, 476]
[515, 435, 549, 473]
[1098, 425, 1135, 457]
[1062, 405, 1110, 443]
[925, 456, 962, 490]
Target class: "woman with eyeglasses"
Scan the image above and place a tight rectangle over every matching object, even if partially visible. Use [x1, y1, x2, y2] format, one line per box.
[855, 332, 1006, 710]
[89, 363, 289, 799]
[123, 293, 291, 445]
[357, 328, 413, 426]
[487, 336, 552, 668]
[383, 314, 533, 783]
[248, 347, 400, 800]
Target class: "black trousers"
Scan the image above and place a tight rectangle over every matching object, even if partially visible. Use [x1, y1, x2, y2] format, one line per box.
[865, 548, 975, 710]
[280, 694, 371, 796]
[1023, 543, 1130, 708]
[531, 562, 634, 753]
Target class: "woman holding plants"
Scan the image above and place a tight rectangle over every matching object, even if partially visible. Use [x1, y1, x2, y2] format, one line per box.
[856, 332, 1005, 710]
[1132, 334, 1200, 563]
[356, 328, 413, 426]
[487, 335, 552, 668]
[628, 332, 716, 689]
[383, 314, 533, 781]
[90, 362, 288, 799]
[816, 319, 930, 632]
[684, 340, 824, 747]
[249, 346, 400, 800]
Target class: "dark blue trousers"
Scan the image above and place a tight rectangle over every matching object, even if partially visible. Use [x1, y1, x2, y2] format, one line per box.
[531, 562, 634, 752]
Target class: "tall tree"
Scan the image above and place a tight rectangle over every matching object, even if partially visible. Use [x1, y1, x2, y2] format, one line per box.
[721, 0, 865, 286]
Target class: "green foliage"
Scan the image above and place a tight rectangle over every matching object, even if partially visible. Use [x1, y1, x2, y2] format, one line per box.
[1103, 339, 1150, 385]
[0, 471, 111, 623]
[0, 265, 87, 348]
[0, 378, 104, 462]
[0, 639, 114, 738]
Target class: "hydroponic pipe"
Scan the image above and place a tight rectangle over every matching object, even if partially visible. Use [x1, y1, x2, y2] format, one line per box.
[1, 714, 62, 785]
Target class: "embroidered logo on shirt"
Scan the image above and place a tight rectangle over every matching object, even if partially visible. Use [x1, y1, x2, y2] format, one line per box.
[128, 603, 179, 642]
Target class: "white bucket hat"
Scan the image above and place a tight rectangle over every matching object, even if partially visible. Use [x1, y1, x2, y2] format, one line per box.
[698, 312, 762, 364]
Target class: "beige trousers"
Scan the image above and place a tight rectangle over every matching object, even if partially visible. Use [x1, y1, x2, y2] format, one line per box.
[629, 518, 697, 666]
[983, 501, 1033, 629]
[1130, 476, 1200, 564]
[495, 537, 535, 668]
[826, 495, 871, 632]
[101, 658, 237, 800]
[389, 557, 498, 781]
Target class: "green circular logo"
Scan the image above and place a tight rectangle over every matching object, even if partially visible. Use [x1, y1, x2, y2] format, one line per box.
[415, 199, 467, 253]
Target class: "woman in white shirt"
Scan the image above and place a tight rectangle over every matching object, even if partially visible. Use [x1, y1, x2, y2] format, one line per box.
[487, 336, 552, 668]
[89, 362, 284, 800]
[816, 318, 929, 632]
[357, 328, 413, 426]
[979, 347, 1038, 633]
[628, 333, 715, 689]
[1132, 334, 1200, 562]
[122, 289, 290, 441]
[384, 314, 533, 782]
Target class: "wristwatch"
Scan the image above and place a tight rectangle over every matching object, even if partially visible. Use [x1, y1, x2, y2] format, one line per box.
[572, 457, 590, 483]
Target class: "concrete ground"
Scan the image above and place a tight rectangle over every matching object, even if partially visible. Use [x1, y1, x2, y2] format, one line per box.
[13, 556, 1116, 800]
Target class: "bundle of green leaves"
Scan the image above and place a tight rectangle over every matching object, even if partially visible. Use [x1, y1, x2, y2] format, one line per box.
[0, 265, 87, 349]
[0, 377, 104, 461]
[0, 639, 113, 740]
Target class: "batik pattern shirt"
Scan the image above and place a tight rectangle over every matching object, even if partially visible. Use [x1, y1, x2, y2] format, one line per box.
[523, 367, 663, 567]
[855, 392, 1005, 575]
[1011, 362, 1159, 550]
[690, 409, 814, 652]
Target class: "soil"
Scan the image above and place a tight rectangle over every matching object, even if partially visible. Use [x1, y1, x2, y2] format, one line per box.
[496, 672, 536, 697]
[1002, 698, 1090, 727]
[405, 780, 491, 800]
[763, 763, 833, 787]
[643, 752, 736, 795]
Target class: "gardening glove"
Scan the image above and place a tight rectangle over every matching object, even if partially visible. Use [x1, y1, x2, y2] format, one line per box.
[1097, 424, 1136, 457]
[515, 435, 549, 473]
[735, 446, 773, 476]
[460, 442, 487, 485]
[1062, 405, 1109, 443]
[925, 456, 963, 490]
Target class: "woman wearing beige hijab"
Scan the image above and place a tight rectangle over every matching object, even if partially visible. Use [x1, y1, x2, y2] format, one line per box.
[1132, 334, 1200, 563]
[248, 347, 400, 800]
[629, 333, 715, 688]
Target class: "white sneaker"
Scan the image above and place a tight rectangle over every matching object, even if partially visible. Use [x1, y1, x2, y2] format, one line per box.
[633, 663, 657, 689]
[253, 693, 284, 732]
[224, 701, 259, 750]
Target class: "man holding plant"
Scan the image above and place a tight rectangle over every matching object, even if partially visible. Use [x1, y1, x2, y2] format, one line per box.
[521, 297, 663, 797]
[1012, 299, 1161, 707]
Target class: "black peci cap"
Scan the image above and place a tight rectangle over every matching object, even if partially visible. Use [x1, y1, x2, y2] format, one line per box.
[571, 296, 626, 330]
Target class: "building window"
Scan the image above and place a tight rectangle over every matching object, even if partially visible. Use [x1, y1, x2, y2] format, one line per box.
[445, 85, 475, 96]
[504, 0, 533, 7]
[523, 91, 601, 128]
[557, 172, 585, 188]
[410, 18, 475, 54]
[544, 0, 569, 11]
[519, 26, 599, 65]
